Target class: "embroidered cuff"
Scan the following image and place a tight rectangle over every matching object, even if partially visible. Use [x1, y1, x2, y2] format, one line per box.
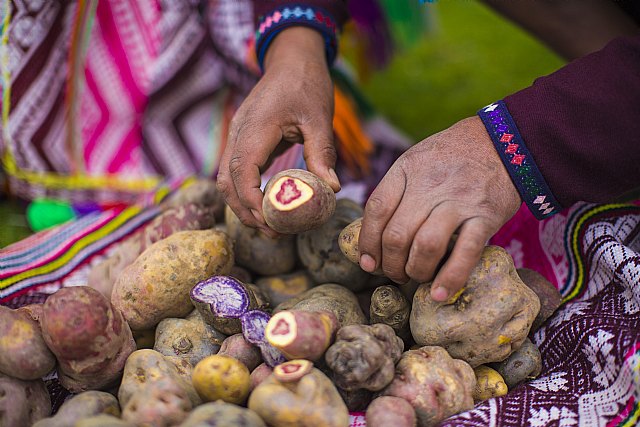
[255, 5, 338, 72]
[477, 100, 561, 220]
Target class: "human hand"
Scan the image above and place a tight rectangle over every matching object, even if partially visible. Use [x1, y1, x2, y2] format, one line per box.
[217, 27, 340, 237]
[358, 116, 522, 301]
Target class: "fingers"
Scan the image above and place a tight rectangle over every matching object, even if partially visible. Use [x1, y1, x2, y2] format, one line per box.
[430, 217, 490, 302]
[359, 168, 406, 274]
[301, 122, 341, 192]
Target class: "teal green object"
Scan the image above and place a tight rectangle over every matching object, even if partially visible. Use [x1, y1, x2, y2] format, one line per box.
[26, 199, 77, 232]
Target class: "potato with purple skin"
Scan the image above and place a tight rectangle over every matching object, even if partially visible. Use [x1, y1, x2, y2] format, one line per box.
[112, 229, 234, 331]
[297, 199, 370, 292]
[0, 306, 56, 380]
[266, 310, 339, 361]
[161, 178, 225, 220]
[517, 268, 563, 333]
[275, 283, 367, 328]
[250, 363, 273, 391]
[41, 286, 135, 392]
[325, 323, 403, 391]
[490, 337, 542, 389]
[248, 366, 349, 427]
[256, 271, 314, 307]
[380, 346, 476, 427]
[410, 246, 540, 367]
[225, 205, 297, 276]
[218, 334, 263, 371]
[179, 401, 266, 427]
[0, 373, 50, 426]
[154, 310, 226, 366]
[33, 391, 119, 427]
[366, 396, 417, 427]
[262, 169, 337, 234]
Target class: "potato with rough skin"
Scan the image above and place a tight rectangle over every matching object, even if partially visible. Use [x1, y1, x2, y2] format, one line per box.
[370, 285, 411, 342]
[410, 246, 541, 367]
[0, 306, 55, 380]
[112, 229, 234, 331]
[490, 337, 542, 389]
[33, 391, 119, 427]
[380, 346, 476, 427]
[218, 334, 263, 371]
[473, 365, 508, 402]
[248, 366, 349, 427]
[275, 283, 367, 327]
[366, 396, 417, 427]
[225, 205, 296, 276]
[262, 169, 337, 234]
[75, 415, 135, 427]
[192, 354, 251, 405]
[122, 377, 192, 427]
[517, 268, 563, 333]
[161, 178, 225, 221]
[179, 401, 266, 427]
[0, 374, 50, 426]
[266, 310, 339, 361]
[154, 310, 226, 366]
[119, 350, 201, 409]
[325, 323, 403, 391]
[41, 286, 135, 392]
[297, 199, 370, 292]
[256, 271, 314, 307]
[250, 363, 273, 391]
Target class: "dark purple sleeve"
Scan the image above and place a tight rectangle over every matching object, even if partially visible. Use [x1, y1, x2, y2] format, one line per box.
[503, 34, 640, 210]
[252, 1, 349, 71]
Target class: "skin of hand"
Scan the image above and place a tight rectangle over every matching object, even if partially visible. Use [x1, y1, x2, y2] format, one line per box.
[358, 116, 522, 302]
[216, 27, 340, 237]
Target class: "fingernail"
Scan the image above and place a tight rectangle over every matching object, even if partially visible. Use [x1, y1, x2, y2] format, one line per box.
[359, 253, 376, 272]
[431, 285, 449, 302]
[328, 168, 341, 191]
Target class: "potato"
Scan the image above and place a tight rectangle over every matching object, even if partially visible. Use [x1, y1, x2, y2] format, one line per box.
[410, 246, 541, 367]
[112, 229, 234, 331]
[0, 373, 50, 426]
[122, 377, 192, 427]
[41, 286, 135, 392]
[179, 401, 266, 427]
[366, 396, 416, 427]
[262, 169, 336, 234]
[0, 306, 55, 380]
[74, 415, 135, 427]
[33, 391, 119, 427]
[256, 271, 314, 307]
[473, 365, 508, 402]
[248, 366, 349, 427]
[380, 346, 476, 427]
[338, 217, 383, 275]
[297, 199, 370, 291]
[370, 285, 411, 342]
[250, 363, 273, 392]
[225, 205, 296, 276]
[218, 334, 263, 371]
[154, 310, 225, 366]
[517, 268, 563, 333]
[119, 349, 200, 409]
[161, 178, 225, 221]
[192, 354, 251, 405]
[275, 284, 367, 327]
[490, 337, 542, 389]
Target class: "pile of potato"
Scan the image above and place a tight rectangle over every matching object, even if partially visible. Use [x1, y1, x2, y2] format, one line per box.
[0, 172, 562, 427]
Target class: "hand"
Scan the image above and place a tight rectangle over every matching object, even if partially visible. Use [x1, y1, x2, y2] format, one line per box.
[358, 116, 522, 301]
[217, 27, 340, 237]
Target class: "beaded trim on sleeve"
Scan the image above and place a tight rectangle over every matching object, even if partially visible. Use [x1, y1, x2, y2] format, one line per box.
[477, 100, 561, 220]
[255, 5, 338, 72]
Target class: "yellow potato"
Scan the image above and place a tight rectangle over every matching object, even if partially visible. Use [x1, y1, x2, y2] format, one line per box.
[192, 355, 250, 405]
[473, 365, 508, 402]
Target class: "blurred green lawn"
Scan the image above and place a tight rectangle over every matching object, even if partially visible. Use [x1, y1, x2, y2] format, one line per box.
[353, 0, 565, 140]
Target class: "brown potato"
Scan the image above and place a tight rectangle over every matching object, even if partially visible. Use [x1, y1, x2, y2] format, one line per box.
[256, 271, 314, 307]
[33, 391, 119, 427]
[517, 268, 563, 333]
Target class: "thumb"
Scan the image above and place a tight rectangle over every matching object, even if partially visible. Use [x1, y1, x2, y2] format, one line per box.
[302, 127, 341, 192]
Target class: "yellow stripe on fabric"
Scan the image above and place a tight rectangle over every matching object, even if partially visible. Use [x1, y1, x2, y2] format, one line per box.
[620, 403, 640, 427]
[563, 203, 631, 303]
[0, 206, 142, 289]
[1, 0, 12, 143]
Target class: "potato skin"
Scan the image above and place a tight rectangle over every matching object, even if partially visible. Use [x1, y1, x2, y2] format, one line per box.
[517, 268, 563, 333]
[473, 365, 508, 402]
[218, 334, 263, 372]
[74, 415, 135, 427]
[0, 373, 51, 427]
[0, 306, 55, 380]
[366, 396, 416, 427]
[112, 229, 234, 331]
[179, 401, 266, 427]
[275, 283, 367, 327]
[262, 169, 337, 234]
[410, 246, 541, 367]
[256, 271, 314, 307]
[490, 337, 542, 389]
[370, 285, 411, 342]
[41, 286, 136, 392]
[192, 355, 251, 405]
[248, 367, 349, 427]
[380, 346, 476, 427]
[33, 391, 119, 427]
[122, 377, 192, 427]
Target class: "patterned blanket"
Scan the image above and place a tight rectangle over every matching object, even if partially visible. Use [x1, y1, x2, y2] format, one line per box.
[2, 192, 639, 426]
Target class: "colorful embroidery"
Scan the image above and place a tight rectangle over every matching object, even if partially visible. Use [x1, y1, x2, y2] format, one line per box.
[255, 5, 338, 71]
[477, 100, 561, 220]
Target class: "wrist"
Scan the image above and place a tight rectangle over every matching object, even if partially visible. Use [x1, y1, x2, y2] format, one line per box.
[264, 27, 327, 72]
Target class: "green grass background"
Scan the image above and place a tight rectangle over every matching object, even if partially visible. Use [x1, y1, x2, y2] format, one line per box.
[0, 0, 564, 248]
